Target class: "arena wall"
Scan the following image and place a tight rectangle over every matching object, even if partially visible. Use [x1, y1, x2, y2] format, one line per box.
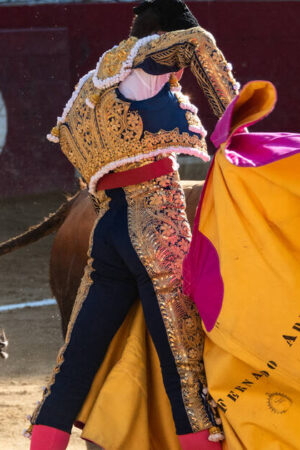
[0, 1, 298, 197]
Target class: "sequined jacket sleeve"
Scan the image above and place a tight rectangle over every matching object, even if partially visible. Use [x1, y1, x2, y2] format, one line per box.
[133, 26, 239, 117]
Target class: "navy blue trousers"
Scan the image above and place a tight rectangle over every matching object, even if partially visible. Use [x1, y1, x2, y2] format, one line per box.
[36, 188, 194, 435]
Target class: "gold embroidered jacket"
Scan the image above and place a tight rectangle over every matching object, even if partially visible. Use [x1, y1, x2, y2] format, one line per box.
[47, 27, 239, 193]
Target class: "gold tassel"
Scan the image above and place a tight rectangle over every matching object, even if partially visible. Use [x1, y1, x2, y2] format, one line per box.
[169, 73, 180, 89]
[50, 126, 60, 138]
[90, 93, 100, 106]
[189, 37, 199, 49]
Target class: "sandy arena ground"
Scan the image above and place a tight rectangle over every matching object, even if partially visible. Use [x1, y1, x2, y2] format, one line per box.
[0, 192, 98, 449]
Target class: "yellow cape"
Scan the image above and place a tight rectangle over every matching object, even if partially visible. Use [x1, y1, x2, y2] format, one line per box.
[198, 82, 300, 449]
[76, 301, 180, 450]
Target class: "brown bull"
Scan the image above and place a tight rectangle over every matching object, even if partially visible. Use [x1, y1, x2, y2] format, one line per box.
[0, 181, 204, 336]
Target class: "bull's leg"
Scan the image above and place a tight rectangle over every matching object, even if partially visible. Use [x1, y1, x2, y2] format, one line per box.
[0, 329, 8, 359]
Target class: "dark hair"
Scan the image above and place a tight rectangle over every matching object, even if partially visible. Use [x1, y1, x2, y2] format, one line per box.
[130, 0, 199, 39]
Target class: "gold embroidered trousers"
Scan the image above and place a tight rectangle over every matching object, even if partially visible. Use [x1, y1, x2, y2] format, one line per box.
[31, 171, 214, 436]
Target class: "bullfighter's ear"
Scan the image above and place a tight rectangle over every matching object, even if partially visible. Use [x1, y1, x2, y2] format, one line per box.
[230, 80, 277, 135]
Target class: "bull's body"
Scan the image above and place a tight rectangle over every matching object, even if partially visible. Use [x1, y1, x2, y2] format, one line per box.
[50, 190, 96, 335]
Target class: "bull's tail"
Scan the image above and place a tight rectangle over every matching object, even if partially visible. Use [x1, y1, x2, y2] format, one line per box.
[0, 191, 80, 257]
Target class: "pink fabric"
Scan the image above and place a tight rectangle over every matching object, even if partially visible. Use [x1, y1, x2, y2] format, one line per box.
[210, 96, 239, 149]
[119, 68, 171, 100]
[183, 231, 224, 332]
[226, 132, 300, 167]
[183, 161, 224, 332]
[30, 425, 70, 450]
[178, 430, 222, 450]
[211, 80, 278, 151]
[211, 80, 300, 167]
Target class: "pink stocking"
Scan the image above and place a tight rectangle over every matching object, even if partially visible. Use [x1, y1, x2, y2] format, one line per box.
[178, 430, 223, 450]
[30, 425, 70, 450]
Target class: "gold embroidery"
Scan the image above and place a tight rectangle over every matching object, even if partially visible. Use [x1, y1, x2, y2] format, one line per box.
[51, 27, 237, 186]
[125, 173, 212, 432]
[90, 189, 110, 213]
[133, 27, 200, 67]
[133, 26, 238, 117]
[28, 196, 110, 433]
[190, 34, 237, 116]
[115, 156, 155, 172]
[173, 89, 206, 134]
[185, 110, 203, 130]
[59, 86, 206, 185]
[115, 152, 168, 172]
[96, 37, 138, 81]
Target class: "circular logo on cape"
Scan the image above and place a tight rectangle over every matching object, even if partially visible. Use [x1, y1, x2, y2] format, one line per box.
[266, 392, 292, 414]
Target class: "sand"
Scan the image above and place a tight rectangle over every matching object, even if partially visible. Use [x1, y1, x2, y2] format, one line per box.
[0, 192, 97, 449]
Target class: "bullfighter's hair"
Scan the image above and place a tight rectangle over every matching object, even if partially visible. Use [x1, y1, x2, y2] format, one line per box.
[130, 0, 199, 38]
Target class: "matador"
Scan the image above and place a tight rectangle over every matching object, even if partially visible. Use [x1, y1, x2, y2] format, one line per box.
[26, 1, 238, 448]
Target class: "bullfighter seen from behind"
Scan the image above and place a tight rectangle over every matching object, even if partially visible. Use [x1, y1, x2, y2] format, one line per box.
[27, 1, 239, 448]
